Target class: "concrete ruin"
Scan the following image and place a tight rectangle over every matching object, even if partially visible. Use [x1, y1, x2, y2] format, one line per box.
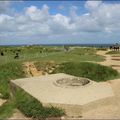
[11, 73, 114, 117]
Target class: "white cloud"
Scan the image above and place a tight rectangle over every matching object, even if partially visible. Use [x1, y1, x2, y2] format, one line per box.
[85, 0, 102, 11]
[1, 1, 120, 44]
[25, 5, 49, 21]
[0, 14, 13, 23]
[0, 1, 10, 13]
[70, 6, 78, 21]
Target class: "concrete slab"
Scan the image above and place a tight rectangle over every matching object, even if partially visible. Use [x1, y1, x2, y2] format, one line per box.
[11, 73, 114, 117]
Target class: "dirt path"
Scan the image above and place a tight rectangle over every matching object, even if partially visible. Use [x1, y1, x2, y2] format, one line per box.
[96, 50, 120, 72]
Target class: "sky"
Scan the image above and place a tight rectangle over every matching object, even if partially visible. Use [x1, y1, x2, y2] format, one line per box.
[0, 0, 120, 45]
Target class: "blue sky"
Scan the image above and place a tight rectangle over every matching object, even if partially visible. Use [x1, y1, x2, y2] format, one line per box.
[0, 1, 120, 45]
[11, 1, 87, 16]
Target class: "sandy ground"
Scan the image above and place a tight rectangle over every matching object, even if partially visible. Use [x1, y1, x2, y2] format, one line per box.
[82, 78, 120, 119]
[0, 99, 7, 106]
[96, 50, 120, 72]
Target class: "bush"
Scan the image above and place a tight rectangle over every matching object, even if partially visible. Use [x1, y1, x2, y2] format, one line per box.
[53, 62, 119, 82]
[15, 89, 65, 119]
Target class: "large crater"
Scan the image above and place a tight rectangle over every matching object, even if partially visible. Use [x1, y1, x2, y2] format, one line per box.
[54, 77, 90, 88]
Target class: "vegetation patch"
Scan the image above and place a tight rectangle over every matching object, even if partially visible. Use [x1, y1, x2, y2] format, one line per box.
[69, 47, 97, 55]
[0, 100, 15, 119]
[14, 89, 65, 119]
[106, 51, 120, 54]
[96, 48, 108, 51]
[0, 62, 25, 99]
[53, 62, 119, 82]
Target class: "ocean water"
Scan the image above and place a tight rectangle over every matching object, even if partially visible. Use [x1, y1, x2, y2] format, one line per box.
[0, 43, 114, 48]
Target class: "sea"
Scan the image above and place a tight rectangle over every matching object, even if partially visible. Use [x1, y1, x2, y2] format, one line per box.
[0, 43, 116, 48]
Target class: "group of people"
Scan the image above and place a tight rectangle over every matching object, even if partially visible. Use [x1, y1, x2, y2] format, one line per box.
[109, 43, 120, 51]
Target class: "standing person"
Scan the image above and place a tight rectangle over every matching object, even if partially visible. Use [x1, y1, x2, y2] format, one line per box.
[1, 51, 4, 56]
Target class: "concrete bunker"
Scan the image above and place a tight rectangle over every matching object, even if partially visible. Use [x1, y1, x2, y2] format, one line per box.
[11, 73, 114, 117]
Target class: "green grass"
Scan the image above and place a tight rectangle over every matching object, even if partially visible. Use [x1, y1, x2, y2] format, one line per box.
[106, 51, 120, 54]
[96, 48, 108, 51]
[0, 46, 105, 65]
[14, 89, 65, 119]
[0, 62, 25, 99]
[0, 61, 26, 119]
[0, 100, 16, 119]
[53, 62, 119, 82]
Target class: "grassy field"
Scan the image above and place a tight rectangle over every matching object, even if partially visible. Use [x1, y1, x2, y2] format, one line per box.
[0, 46, 105, 65]
[0, 45, 115, 119]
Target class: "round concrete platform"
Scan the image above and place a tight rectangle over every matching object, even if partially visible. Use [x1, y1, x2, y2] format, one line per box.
[11, 73, 114, 117]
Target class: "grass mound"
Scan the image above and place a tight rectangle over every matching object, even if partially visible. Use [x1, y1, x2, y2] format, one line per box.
[53, 62, 119, 82]
[15, 89, 65, 119]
